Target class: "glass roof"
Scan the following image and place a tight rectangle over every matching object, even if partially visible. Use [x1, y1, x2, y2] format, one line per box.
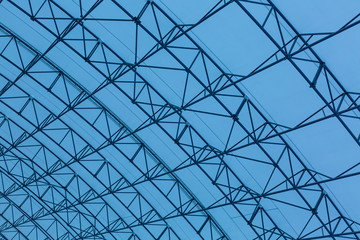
[0, 0, 359, 239]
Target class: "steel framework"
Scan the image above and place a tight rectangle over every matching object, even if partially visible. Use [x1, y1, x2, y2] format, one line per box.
[0, 0, 359, 239]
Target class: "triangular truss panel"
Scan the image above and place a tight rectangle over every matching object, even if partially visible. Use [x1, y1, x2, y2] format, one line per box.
[0, 0, 359, 239]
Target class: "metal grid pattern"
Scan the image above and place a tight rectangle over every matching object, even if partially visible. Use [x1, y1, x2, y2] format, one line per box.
[0, 0, 359, 239]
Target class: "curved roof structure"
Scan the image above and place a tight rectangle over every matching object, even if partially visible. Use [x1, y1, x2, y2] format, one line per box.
[0, 0, 359, 239]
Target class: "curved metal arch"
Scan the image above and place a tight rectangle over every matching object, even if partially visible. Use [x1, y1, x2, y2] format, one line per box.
[0, 133, 136, 240]
[18, 19, 360, 230]
[0, 177, 55, 240]
[73, 1, 360, 239]
[1, 121, 231, 239]
[0, 153, 77, 239]
[115, 1, 360, 237]
[59, 1, 296, 237]
[3, 0, 332, 239]
[0, 98, 177, 239]
[0, 34, 214, 237]
[0, 13, 185, 240]
[0, 65, 156, 239]
[9, 1, 296, 238]
[0, 25, 230, 239]
[122, 0, 360, 153]
[0, 115, 141, 240]
[254, 0, 360, 124]
[0, 180, 32, 240]
[19, 0, 358, 239]
[146, 0, 360, 150]
[231, 0, 360, 150]
[0, 2, 230, 238]
[0, 61, 224, 240]
[123, 2, 360, 238]
[0, 0, 358, 239]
